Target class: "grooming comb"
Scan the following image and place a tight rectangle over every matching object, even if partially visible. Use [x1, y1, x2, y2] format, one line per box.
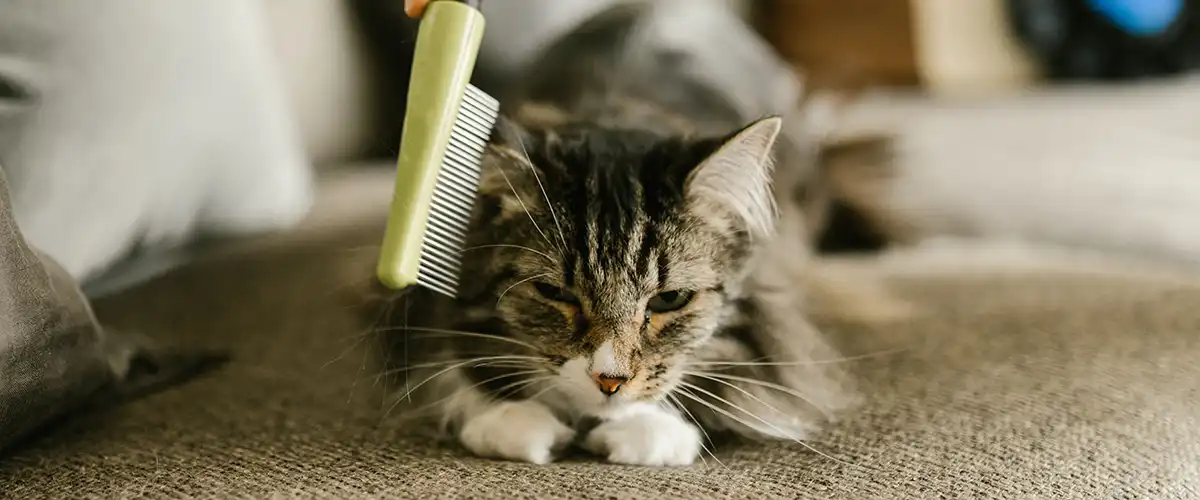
[377, 0, 498, 297]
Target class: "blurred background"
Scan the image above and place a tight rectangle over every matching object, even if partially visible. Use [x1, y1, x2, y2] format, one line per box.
[235, 0, 1200, 283]
[763, 0, 1200, 93]
[3, 0, 1200, 294]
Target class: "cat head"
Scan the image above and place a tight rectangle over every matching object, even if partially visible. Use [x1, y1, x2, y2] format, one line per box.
[455, 115, 782, 417]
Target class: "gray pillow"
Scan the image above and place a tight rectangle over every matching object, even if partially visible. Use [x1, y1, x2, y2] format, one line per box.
[0, 164, 216, 453]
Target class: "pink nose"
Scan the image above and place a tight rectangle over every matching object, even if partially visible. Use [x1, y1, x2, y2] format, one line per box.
[592, 374, 627, 395]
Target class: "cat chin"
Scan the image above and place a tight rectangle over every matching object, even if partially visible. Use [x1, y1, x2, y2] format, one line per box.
[545, 357, 614, 417]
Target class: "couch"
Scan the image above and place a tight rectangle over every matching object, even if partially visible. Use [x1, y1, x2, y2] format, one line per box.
[3, 3, 1199, 498]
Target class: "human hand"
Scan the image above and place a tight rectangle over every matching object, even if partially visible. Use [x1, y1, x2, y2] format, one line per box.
[405, 0, 432, 18]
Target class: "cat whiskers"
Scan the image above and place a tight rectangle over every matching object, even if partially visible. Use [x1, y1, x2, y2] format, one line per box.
[460, 244, 556, 264]
[497, 273, 552, 306]
[674, 382, 856, 468]
[489, 374, 555, 402]
[377, 326, 542, 353]
[682, 370, 833, 421]
[384, 356, 552, 418]
[493, 154, 557, 251]
[513, 129, 568, 251]
[689, 347, 909, 370]
[523, 383, 558, 403]
[381, 355, 550, 376]
[373, 325, 555, 411]
[390, 368, 553, 422]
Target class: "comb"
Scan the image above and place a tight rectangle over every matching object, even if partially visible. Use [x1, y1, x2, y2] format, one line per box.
[376, 0, 499, 297]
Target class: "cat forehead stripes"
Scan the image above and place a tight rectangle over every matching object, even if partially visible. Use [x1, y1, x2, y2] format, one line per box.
[479, 117, 781, 301]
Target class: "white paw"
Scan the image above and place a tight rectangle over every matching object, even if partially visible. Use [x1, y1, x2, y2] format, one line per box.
[583, 407, 702, 466]
[458, 400, 575, 464]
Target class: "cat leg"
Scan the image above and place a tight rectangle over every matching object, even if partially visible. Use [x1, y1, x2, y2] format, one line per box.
[582, 403, 702, 466]
[457, 396, 575, 465]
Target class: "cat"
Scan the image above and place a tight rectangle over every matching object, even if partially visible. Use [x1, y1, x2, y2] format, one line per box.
[362, 2, 879, 466]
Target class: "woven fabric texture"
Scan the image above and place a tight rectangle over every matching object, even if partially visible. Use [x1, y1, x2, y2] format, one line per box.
[1, 199, 1198, 498]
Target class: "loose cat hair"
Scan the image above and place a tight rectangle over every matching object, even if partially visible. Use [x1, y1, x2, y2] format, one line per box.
[364, 2, 860, 466]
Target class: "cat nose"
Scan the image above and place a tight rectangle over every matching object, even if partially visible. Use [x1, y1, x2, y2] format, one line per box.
[591, 373, 628, 395]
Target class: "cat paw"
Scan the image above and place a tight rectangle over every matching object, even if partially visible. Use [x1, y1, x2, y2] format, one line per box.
[583, 406, 702, 466]
[458, 400, 575, 464]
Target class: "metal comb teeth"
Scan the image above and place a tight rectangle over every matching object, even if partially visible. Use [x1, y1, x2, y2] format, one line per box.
[416, 84, 500, 298]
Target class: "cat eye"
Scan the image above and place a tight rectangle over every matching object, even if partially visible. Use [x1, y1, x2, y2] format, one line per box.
[533, 282, 580, 305]
[647, 290, 694, 313]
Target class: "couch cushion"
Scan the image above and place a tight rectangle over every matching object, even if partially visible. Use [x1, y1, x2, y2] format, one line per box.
[1, 170, 1197, 498]
[1, 0, 313, 292]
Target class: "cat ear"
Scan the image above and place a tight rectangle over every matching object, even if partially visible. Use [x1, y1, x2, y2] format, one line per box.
[685, 117, 782, 239]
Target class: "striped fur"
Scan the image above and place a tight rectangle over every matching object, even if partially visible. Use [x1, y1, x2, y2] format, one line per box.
[370, 2, 857, 465]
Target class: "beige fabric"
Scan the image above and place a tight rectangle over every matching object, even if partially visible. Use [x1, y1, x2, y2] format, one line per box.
[1, 170, 1197, 498]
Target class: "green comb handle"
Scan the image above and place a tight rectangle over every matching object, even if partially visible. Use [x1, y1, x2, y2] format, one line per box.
[377, 1, 486, 290]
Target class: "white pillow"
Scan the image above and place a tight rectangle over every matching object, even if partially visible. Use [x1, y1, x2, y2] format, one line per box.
[0, 0, 312, 290]
[840, 75, 1200, 267]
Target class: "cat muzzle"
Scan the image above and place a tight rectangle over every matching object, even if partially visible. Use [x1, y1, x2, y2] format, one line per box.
[592, 374, 628, 395]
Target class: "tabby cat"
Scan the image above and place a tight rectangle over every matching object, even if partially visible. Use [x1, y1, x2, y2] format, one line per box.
[366, 3, 860, 466]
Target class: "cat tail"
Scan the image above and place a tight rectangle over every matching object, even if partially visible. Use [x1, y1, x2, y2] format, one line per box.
[778, 86, 919, 253]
